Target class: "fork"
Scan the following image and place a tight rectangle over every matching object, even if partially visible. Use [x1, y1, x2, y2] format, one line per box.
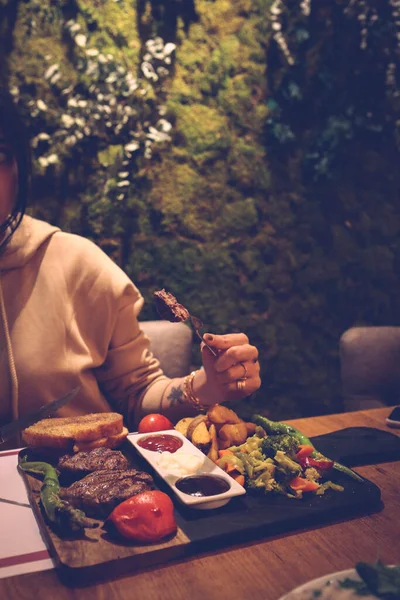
[189, 315, 218, 357]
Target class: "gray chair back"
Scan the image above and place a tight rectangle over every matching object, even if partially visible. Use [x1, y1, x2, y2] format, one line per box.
[340, 326, 400, 411]
[140, 320, 193, 379]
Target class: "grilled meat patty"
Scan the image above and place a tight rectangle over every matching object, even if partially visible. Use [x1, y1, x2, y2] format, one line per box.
[57, 447, 129, 477]
[60, 469, 154, 518]
[153, 289, 190, 322]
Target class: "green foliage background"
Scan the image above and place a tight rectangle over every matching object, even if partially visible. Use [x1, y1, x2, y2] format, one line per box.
[1, 0, 400, 419]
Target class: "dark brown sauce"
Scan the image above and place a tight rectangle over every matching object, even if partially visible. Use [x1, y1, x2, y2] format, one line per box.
[138, 434, 183, 453]
[175, 475, 231, 497]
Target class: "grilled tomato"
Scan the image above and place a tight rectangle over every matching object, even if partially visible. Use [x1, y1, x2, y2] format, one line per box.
[138, 414, 174, 433]
[107, 490, 177, 542]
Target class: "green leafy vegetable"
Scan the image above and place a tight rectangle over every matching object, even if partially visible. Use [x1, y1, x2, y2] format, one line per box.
[356, 561, 400, 599]
[253, 414, 364, 482]
[339, 562, 400, 599]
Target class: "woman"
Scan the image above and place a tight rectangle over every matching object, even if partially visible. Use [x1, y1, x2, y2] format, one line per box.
[0, 88, 261, 446]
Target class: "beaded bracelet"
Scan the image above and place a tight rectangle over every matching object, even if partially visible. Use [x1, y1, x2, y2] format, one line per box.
[183, 370, 206, 412]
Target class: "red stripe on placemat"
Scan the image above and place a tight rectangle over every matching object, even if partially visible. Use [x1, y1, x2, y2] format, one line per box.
[0, 449, 50, 570]
[0, 450, 20, 457]
[0, 550, 50, 568]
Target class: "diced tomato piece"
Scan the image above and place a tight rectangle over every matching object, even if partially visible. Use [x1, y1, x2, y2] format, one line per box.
[298, 456, 334, 471]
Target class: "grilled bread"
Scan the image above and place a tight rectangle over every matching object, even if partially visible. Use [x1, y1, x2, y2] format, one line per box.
[22, 413, 124, 450]
[72, 427, 129, 453]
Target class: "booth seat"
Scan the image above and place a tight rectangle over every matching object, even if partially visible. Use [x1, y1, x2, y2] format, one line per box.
[340, 326, 400, 411]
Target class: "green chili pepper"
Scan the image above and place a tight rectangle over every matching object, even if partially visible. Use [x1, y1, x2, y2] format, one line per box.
[252, 415, 363, 482]
[252, 415, 297, 436]
[19, 459, 96, 531]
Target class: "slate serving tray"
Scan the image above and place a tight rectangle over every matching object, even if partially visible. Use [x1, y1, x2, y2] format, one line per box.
[310, 426, 400, 466]
[19, 426, 397, 585]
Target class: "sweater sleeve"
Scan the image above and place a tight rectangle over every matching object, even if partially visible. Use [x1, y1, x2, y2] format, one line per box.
[65, 234, 171, 429]
[94, 289, 170, 428]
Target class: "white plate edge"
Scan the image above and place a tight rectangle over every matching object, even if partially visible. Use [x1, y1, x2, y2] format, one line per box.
[278, 567, 374, 600]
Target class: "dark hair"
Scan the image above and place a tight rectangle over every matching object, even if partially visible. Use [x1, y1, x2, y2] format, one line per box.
[0, 87, 31, 249]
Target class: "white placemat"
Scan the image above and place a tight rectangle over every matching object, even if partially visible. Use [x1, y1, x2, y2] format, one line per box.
[0, 449, 55, 578]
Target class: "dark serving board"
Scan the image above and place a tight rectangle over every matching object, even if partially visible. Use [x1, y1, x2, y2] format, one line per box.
[19, 426, 394, 585]
[310, 426, 400, 466]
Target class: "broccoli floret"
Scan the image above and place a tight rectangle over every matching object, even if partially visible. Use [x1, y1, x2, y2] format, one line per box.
[247, 471, 275, 493]
[273, 450, 302, 477]
[261, 434, 300, 459]
[271, 480, 299, 499]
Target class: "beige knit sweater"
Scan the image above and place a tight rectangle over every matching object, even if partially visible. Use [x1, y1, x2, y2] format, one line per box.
[0, 216, 169, 436]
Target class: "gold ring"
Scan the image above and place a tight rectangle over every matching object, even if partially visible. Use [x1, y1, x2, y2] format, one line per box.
[237, 379, 246, 392]
[239, 362, 248, 380]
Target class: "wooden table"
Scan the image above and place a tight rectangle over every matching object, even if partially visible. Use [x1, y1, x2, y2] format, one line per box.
[1, 407, 399, 600]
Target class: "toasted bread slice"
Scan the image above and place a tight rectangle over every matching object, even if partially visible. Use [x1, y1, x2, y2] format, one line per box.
[72, 427, 129, 453]
[22, 413, 124, 449]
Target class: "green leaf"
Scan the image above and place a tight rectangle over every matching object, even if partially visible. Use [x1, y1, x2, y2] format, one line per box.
[355, 561, 400, 599]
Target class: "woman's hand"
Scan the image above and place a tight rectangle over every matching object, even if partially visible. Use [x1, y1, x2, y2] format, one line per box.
[193, 332, 261, 405]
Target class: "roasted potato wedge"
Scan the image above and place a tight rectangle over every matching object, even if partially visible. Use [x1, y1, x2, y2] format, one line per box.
[191, 421, 212, 453]
[186, 414, 209, 441]
[244, 422, 257, 436]
[207, 404, 242, 425]
[175, 417, 195, 437]
[207, 423, 219, 463]
[218, 422, 248, 448]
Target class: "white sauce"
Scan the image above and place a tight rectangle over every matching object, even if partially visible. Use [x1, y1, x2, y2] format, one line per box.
[288, 579, 377, 600]
[156, 451, 205, 477]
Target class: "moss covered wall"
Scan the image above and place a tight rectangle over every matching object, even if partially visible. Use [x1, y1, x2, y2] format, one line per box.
[2, 0, 400, 419]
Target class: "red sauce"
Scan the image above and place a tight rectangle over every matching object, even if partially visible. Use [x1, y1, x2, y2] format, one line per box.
[138, 434, 183, 453]
[175, 475, 231, 497]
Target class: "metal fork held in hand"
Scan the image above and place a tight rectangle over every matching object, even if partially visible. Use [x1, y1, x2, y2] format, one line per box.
[190, 315, 218, 357]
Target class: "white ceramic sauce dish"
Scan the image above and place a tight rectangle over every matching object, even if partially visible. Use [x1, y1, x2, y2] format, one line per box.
[128, 430, 246, 510]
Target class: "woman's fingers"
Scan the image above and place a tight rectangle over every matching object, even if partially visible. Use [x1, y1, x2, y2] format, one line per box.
[214, 358, 261, 401]
[200, 331, 262, 401]
[203, 333, 249, 349]
[217, 359, 260, 384]
[211, 344, 259, 372]
[223, 372, 262, 400]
